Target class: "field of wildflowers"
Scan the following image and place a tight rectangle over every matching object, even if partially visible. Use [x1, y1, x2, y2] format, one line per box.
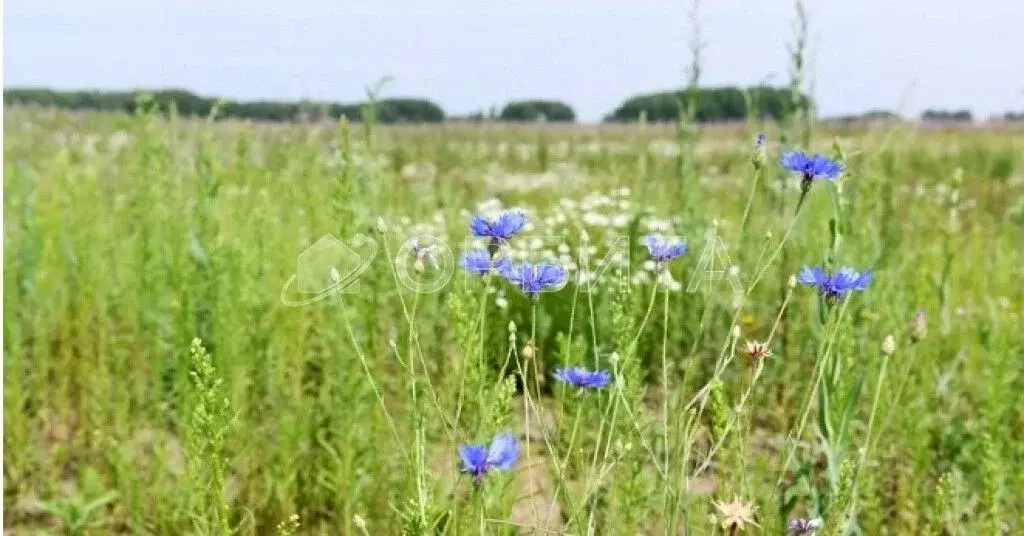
[3, 101, 1023, 535]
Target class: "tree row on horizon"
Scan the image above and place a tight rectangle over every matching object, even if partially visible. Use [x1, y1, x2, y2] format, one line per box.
[3, 86, 1006, 124]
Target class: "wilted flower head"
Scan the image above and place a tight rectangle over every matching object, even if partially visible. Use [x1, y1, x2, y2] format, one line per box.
[781, 151, 843, 191]
[469, 212, 526, 243]
[787, 517, 822, 534]
[642, 235, 688, 264]
[797, 265, 872, 301]
[742, 340, 773, 360]
[460, 249, 511, 275]
[459, 432, 519, 480]
[553, 366, 611, 389]
[500, 261, 565, 297]
[712, 496, 757, 532]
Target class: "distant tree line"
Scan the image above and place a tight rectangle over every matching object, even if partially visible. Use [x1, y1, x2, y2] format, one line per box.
[8, 86, 1012, 124]
[604, 86, 810, 122]
[920, 109, 973, 122]
[3, 88, 446, 123]
[499, 100, 575, 122]
[835, 109, 900, 120]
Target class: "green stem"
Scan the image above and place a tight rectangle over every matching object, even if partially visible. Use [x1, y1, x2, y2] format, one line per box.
[455, 276, 490, 430]
[749, 189, 808, 293]
[629, 282, 661, 354]
[378, 230, 457, 442]
[846, 349, 893, 522]
[658, 283, 672, 519]
[776, 296, 851, 486]
[738, 164, 764, 238]
[338, 296, 410, 465]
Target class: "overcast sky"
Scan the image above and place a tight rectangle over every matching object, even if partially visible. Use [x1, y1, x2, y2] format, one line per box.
[5, 1, 1024, 121]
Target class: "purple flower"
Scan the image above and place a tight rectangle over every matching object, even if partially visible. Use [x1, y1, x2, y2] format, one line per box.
[797, 265, 872, 300]
[459, 432, 519, 480]
[788, 518, 822, 534]
[500, 261, 565, 297]
[755, 133, 767, 148]
[781, 151, 843, 190]
[642, 235, 688, 263]
[469, 212, 526, 242]
[460, 249, 511, 275]
[410, 241, 438, 271]
[554, 366, 611, 389]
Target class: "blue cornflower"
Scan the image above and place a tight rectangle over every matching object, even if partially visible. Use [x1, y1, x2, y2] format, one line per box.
[554, 366, 611, 389]
[459, 432, 519, 480]
[469, 212, 526, 243]
[460, 249, 511, 275]
[500, 261, 565, 297]
[642, 235, 688, 264]
[798, 265, 873, 300]
[781, 151, 843, 191]
[755, 132, 767, 148]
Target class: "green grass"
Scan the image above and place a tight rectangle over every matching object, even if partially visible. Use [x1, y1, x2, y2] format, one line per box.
[3, 105, 1023, 535]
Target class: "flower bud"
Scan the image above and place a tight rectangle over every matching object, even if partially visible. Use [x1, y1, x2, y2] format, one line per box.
[376, 217, 387, 233]
[751, 133, 767, 170]
[882, 334, 896, 356]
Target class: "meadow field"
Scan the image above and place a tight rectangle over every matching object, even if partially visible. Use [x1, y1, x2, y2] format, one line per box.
[3, 105, 1023, 535]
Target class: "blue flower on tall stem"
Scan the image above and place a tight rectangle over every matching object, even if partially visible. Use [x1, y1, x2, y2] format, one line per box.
[554, 366, 611, 389]
[642, 235, 688, 264]
[797, 265, 872, 301]
[469, 212, 526, 245]
[500, 261, 565, 297]
[781, 151, 844, 192]
[459, 432, 519, 480]
[460, 249, 511, 275]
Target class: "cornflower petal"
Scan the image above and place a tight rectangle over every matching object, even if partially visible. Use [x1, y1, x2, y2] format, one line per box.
[486, 433, 519, 470]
